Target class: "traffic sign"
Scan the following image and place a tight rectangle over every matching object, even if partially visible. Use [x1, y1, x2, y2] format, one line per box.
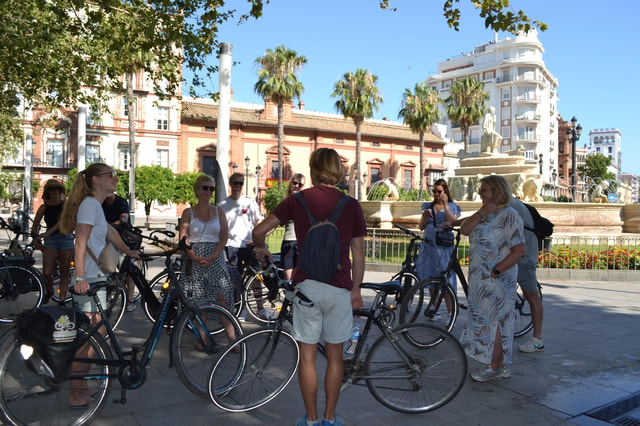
[607, 193, 617, 203]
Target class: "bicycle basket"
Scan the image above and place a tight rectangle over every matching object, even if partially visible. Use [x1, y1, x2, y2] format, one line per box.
[16, 306, 89, 379]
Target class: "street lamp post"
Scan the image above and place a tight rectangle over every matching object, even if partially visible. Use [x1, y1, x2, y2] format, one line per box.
[538, 153, 543, 175]
[244, 156, 250, 196]
[566, 116, 583, 202]
[362, 172, 368, 199]
[255, 165, 261, 204]
[552, 169, 557, 201]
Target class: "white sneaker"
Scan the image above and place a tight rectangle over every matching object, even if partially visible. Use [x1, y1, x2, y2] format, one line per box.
[518, 337, 544, 353]
[126, 301, 136, 312]
[470, 365, 511, 382]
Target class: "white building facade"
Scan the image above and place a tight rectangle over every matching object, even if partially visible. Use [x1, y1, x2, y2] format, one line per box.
[588, 128, 622, 179]
[425, 30, 559, 183]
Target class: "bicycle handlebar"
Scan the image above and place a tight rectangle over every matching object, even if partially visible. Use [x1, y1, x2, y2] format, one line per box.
[393, 223, 422, 239]
[138, 236, 189, 261]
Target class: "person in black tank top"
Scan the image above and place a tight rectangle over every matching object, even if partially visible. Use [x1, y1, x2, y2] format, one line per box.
[31, 180, 75, 305]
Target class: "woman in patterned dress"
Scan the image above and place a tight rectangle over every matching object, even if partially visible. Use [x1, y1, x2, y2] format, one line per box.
[178, 175, 235, 340]
[460, 175, 525, 382]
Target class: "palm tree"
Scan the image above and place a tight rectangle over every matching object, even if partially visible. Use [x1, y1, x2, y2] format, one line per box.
[444, 76, 488, 152]
[254, 45, 307, 189]
[398, 83, 441, 199]
[331, 68, 383, 200]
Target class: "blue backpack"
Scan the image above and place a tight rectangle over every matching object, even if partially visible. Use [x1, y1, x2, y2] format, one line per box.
[294, 192, 350, 283]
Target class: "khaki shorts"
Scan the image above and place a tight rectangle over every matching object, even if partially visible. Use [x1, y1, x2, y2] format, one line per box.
[71, 276, 108, 313]
[292, 279, 353, 345]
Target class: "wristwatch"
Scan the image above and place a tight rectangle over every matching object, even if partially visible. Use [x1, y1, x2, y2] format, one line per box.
[75, 276, 87, 282]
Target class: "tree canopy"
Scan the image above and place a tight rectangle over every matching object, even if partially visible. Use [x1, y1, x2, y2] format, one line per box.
[1, 0, 544, 163]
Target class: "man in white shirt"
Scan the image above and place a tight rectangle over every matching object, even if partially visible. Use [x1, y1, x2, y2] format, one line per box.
[219, 172, 264, 276]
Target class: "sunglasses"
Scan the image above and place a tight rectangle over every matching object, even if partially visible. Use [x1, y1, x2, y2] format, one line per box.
[98, 171, 117, 179]
[200, 185, 215, 192]
[292, 181, 304, 187]
[433, 190, 443, 194]
[231, 181, 244, 186]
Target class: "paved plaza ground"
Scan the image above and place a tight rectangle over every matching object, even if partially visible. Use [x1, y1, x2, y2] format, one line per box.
[2, 236, 639, 425]
[88, 260, 640, 426]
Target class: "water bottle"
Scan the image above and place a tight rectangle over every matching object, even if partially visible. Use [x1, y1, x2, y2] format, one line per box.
[345, 324, 361, 355]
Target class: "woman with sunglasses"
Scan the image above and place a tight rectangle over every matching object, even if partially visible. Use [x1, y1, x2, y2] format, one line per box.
[178, 174, 236, 343]
[31, 179, 74, 305]
[60, 163, 140, 407]
[280, 174, 306, 280]
[416, 179, 461, 308]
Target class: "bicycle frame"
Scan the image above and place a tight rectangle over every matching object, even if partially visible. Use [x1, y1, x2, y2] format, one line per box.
[71, 247, 218, 396]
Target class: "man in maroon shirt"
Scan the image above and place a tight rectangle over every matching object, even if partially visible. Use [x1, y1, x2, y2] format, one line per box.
[253, 148, 366, 426]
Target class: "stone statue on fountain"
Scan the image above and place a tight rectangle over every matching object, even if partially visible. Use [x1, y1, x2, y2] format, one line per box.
[480, 107, 502, 153]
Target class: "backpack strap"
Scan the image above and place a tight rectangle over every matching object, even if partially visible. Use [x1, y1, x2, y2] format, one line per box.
[294, 192, 318, 225]
[294, 192, 350, 225]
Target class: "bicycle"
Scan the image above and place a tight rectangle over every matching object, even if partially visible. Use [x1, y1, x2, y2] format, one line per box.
[0, 237, 243, 425]
[0, 216, 46, 323]
[208, 260, 467, 414]
[399, 227, 543, 340]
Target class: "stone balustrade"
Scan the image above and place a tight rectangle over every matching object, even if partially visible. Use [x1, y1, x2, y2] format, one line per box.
[361, 201, 640, 235]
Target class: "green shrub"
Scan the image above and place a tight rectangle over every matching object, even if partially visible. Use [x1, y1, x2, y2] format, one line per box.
[263, 186, 287, 214]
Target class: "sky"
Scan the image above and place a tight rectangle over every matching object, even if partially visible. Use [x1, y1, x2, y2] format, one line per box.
[187, 0, 640, 175]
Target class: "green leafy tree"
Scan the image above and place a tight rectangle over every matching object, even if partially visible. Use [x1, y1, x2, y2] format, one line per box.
[254, 46, 307, 190]
[263, 186, 288, 214]
[135, 165, 174, 220]
[578, 153, 618, 195]
[398, 83, 441, 199]
[332, 68, 383, 200]
[444, 77, 488, 153]
[1, 0, 544, 163]
[173, 171, 204, 207]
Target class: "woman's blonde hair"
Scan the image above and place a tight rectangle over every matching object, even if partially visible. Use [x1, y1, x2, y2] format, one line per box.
[194, 174, 215, 192]
[479, 175, 513, 206]
[309, 148, 343, 186]
[59, 163, 112, 234]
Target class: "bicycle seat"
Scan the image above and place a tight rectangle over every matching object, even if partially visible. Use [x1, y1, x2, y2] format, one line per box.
[360, 280, 401, 295]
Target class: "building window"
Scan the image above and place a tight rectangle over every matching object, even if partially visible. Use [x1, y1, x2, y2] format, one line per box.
[156, 107, 169, 131]
[335, 138, 344, 144]
[87, 144, 100, 163]
[370, 167, 380, 184]
[119, 147, 130, 170]
[47, 140, 63, 167]
[87, 107, 101, 126]
[202, 156, 216, 177]
[156, 149, 169, 168]
[372, 141, 380, 147]
[405, 145, 413, 150]
[123, 97, 137, 118]
[403, 169, 413, 190]
[204, 126, 216, 132]
[431, 147, 438, 153]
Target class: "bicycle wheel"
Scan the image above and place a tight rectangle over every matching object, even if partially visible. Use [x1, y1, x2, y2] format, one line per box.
[514, 282, 542, 338]
[243, 272, 284, 324]
[171, 301, 243, 398]
[0, 265, 45, 323]
[365, 323, 467, 414]
[141, 269, 181, 324]
[399, 278, 458, 333]
[105, 283, 126, 330]
[209, 327, 299, 412]
[0, 324, 112, 425]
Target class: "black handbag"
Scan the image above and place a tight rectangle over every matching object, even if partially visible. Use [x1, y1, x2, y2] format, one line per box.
[433, 206, 454, 247]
